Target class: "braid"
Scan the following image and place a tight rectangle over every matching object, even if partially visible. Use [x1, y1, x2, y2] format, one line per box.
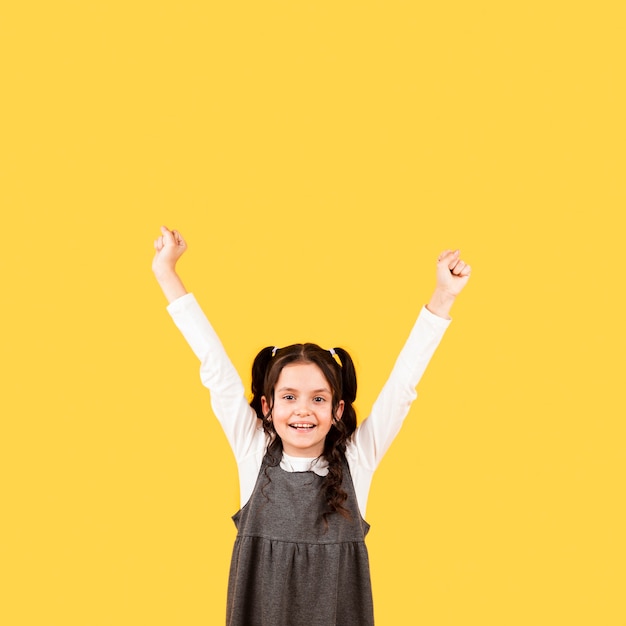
[321, 420, 350, 524]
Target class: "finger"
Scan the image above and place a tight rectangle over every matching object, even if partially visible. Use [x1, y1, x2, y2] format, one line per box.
[446, 251, 461, 270]
[160, 226, 176, 246]
[437, 249, 452, 263]
[448, 258, 460, 271]
[172, 229, 186, 247]
[459, 263, 471, 277]
[438, 249, 460, 266]
[451, 260, 466, 275]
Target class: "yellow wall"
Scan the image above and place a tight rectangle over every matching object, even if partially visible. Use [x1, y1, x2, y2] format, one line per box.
[2, 1, 624, 624]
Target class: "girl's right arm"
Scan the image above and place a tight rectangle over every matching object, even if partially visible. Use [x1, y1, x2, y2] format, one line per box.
[152, 227, 262, 464]
[152, 225, 189, 303]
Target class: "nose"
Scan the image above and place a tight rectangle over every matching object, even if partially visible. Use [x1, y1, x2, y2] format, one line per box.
[294, 406, 311, 417]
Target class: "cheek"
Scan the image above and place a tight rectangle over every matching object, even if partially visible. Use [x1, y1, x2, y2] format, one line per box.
[322, 411, 336, 429]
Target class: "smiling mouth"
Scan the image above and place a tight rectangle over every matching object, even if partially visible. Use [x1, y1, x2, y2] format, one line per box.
[289, 423, 316, 430]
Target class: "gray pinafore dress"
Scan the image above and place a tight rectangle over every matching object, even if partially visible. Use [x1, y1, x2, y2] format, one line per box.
[227, 454, 374, 626]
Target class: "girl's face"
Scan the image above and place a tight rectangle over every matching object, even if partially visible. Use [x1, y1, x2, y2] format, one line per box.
[261, 362, 344, 458]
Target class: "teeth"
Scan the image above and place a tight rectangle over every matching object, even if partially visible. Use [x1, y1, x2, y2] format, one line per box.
[291, 423, 315, 429]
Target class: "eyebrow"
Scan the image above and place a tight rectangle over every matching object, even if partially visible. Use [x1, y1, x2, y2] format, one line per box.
[277, 387, 331, 394]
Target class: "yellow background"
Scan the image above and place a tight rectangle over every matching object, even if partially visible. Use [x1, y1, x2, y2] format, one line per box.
[1, 1, 624, 624]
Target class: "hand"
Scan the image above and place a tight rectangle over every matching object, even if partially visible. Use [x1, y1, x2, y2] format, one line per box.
[152, 226, 187, 276]
[435, 249, 471, 297]
[426, 249, 471, 318]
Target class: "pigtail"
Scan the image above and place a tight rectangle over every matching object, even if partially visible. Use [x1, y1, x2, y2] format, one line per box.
[321, 346, 358, 525]
[250, 346, 275, 420]
[333, 347, 357, 431]
[250, 346, 285, 486]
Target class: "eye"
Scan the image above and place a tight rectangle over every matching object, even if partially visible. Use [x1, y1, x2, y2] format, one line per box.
[282, 394, 295, 401]
[313, 396, 326, 403]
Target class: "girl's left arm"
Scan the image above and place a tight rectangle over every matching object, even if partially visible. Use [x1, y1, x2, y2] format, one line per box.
[353, 250, 471, 470]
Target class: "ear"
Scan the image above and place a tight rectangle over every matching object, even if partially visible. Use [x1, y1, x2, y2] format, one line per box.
[261, 395, 270, 418]
[334, 399, 345, 421]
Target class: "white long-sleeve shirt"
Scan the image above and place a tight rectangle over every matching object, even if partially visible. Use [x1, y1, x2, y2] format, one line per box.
[167, 293, 450, 517]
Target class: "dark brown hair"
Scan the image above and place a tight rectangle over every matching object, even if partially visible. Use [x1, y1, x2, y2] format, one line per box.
[250, 343, 357, 522]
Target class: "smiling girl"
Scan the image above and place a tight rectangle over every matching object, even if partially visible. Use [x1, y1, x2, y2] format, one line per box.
[152, 226, 471, 626]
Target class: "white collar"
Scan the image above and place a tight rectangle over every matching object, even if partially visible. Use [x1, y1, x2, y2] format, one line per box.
[280, 452, 329, 476]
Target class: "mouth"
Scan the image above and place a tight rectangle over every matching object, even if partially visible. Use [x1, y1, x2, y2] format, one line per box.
[289, 423, 316, 430]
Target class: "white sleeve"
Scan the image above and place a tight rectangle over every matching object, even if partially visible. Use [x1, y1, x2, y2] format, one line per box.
[166, 293, 261, 462]
[348, 306, 451, 515]
[354, 306, 451, 469]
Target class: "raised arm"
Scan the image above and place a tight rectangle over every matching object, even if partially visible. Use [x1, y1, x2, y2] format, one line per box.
[353, 249, 472, 470]
[152, 226, 262, 469]
[426, 249, 472, 319]
[152, 225, 189, 303]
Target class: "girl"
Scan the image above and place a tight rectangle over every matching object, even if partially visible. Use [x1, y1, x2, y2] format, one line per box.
[152, 226, 471, 626]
